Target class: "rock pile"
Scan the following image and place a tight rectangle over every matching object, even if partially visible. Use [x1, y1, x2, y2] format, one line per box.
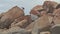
[0, 1, 60, 34]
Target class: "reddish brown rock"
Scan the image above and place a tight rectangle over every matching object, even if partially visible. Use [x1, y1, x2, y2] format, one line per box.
[30, 5, 44, 21]
[4, 6, 24, 19]
[11, 19, 28, 28]
[26, 10, 53, 32]
[56, 4, 60, 9]
[11, 15, 32, 28]
[25, 21, 34, 32]
[31, 11, 52, 34]
[25, 11, 53, 31]
[15, 15, 32, 23]
[30, 5, 43, 15]
[40, 31, 50, 34]
[0, 6, 24, 29]
[53, 8, 60, 24]
[43, 1, 58, 13]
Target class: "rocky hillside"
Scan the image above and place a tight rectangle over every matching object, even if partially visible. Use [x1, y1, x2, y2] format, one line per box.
[0, 1, 60, 34]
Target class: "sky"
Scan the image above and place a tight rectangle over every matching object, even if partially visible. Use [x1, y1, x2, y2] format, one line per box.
[0, 0, 60, 15]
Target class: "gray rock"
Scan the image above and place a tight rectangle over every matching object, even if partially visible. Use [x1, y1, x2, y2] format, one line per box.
[51, 24, 60, 34]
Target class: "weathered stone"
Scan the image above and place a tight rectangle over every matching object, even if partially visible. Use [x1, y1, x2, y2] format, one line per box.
[53, 8, 60, 24]
[40, 31, 50, 34]
[43, 1, 58, 13]
[13, 15, 31, 23]
[11, 19, 27, 28]
[56, 4, 60, 9]
[30, 5, 43, 15]
[2, 27, 31, 34]
[24, 11, 53, 34]
[0, 6, 24, 29]
[30, 5, 44, 21]
[0, 13, 5, 19]
[31, 12, 52, 34]
[51, 24, 60, 34]
[25, 20, 35, 32]
[11, 15, 32, 28]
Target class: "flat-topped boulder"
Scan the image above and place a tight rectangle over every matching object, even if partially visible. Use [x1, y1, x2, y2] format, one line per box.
[0, 6, 24, 29]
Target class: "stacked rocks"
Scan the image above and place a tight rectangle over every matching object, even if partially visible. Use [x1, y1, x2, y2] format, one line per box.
[0, 1, 60, 34]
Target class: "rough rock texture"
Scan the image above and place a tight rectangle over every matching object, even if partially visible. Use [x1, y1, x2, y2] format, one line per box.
[30, 5, 44, 21]
[11, 15, 32, 28]
[12, 15, 31, 23]
[53, 8, 60, 24]
[32, 15, 51, 34]
[51, 25, 60, 34]
[0, 1, 60, 34]
[43, 1, 58, 13]
[56, 4, 60, 9]
[30, 5, 43, 15]
[11, 19, 27, 28]
[0, 6, 24, 29]
[25, 20, 35, 32]
[2, 27, 31, 34]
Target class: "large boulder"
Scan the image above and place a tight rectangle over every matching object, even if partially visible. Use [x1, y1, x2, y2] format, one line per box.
[30, 5, 44, 21]
[51, 24, 60, 34]
[53, 8, 60, 24]
[26, 11, 53, 34]
[43, 1, 58, 13]
[11, 15, 32, 28]
[31, 14, 52, 34]
[0, 6, 24, 29]
[11, 19, 27, 28]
